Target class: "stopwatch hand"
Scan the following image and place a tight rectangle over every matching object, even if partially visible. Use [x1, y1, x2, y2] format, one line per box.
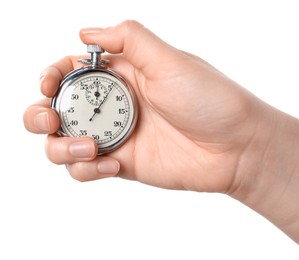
[89, 86, 113, 121]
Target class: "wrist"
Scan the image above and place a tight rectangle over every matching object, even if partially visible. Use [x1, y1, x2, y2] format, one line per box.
[229, 103, 299, 243]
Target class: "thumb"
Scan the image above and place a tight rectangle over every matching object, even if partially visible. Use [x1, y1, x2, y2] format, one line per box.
[79, 20, 178, 75]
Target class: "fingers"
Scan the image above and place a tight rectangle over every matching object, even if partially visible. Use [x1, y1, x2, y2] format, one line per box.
[40, 56, 76, 97]
[45, 135, 98, 164]
[41, 20, 164, 96]
[25, 55, 81, 134]
[79, 20, 178, 76]
[67, 157, 120, 182]
[24, 56, 80, 134]
[45, 135, 120, 181]
[23, 99, 60, 134]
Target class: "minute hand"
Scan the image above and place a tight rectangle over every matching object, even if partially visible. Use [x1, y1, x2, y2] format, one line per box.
[89, 85, 114, 122]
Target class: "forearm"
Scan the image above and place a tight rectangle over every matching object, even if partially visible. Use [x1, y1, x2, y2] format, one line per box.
[231, 104, 299, 243]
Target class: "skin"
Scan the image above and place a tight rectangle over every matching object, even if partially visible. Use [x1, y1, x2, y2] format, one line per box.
[23, 20, 299, 243]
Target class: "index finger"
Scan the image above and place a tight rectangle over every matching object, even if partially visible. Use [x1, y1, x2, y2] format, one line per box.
[40, 56, 79, 97]
[79, 20, 179, 78]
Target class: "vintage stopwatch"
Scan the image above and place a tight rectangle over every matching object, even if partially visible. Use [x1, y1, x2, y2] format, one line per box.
[51, 44, 138, 155]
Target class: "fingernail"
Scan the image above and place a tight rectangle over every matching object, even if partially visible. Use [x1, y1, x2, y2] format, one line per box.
[69, 141, 95, 158]
[39, 72, 45, 83]
[80, 27, 104, 34]
[34, 112, 50, 132]
[97, 160, 120, 176]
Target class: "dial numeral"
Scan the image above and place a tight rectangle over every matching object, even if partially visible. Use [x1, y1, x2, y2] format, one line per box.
[80, 83, 89, 90]
[92, 135, 100, 140]
[113, 121, 122, 127]
[118, 108, 126, 114]
[70, 120, 78, 126]
[79, 130, 87, 136]
[71, 94, 79, 100]
[104, 131, 112, 136]
[116, 95, 123, 101]
[68, 107, 74, 113]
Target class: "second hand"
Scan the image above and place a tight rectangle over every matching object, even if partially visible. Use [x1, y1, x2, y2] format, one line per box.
[89, 84, 114, 122]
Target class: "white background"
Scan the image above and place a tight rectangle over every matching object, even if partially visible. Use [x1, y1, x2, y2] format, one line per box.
[1, 0, 299, 259]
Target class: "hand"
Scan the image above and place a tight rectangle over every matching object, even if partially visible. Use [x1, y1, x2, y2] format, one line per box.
[24, 20, 299, 242]
[23, 20, 269, 191]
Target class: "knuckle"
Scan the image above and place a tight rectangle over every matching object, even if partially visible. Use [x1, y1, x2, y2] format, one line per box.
[47, 109, 60, 133]
[44, 135, 65, 164]
[23, 107, 32, 132]
[68, 163, 89, 182]
[44, 139, 56, 163]
[121, 19, 144, 32]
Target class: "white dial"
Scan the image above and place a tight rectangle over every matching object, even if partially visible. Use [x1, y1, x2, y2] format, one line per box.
[53, 70, 137, 154]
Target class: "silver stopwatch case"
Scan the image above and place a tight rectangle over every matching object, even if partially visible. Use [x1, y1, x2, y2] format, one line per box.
[51, 45, 138, 155]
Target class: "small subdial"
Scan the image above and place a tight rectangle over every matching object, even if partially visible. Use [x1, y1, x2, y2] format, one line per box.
[85, 80, 108, 106]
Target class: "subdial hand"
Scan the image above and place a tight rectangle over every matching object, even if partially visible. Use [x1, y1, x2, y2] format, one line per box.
[94, 84, 100, 99]
[94, 91, 100, 98]
[89, 85, 114, 122]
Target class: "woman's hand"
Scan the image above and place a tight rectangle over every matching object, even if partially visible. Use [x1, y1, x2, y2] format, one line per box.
[24, 20, 299, 243]
[24, 20, 271, 192]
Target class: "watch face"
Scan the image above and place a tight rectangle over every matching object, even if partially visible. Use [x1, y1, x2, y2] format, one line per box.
[52, 69, 137, 154]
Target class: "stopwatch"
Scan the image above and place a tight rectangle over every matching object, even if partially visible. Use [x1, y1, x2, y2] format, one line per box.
[51, 44, 138, 155]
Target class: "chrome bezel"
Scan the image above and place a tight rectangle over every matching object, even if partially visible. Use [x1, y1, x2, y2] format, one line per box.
[51, 65, 138, 155]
